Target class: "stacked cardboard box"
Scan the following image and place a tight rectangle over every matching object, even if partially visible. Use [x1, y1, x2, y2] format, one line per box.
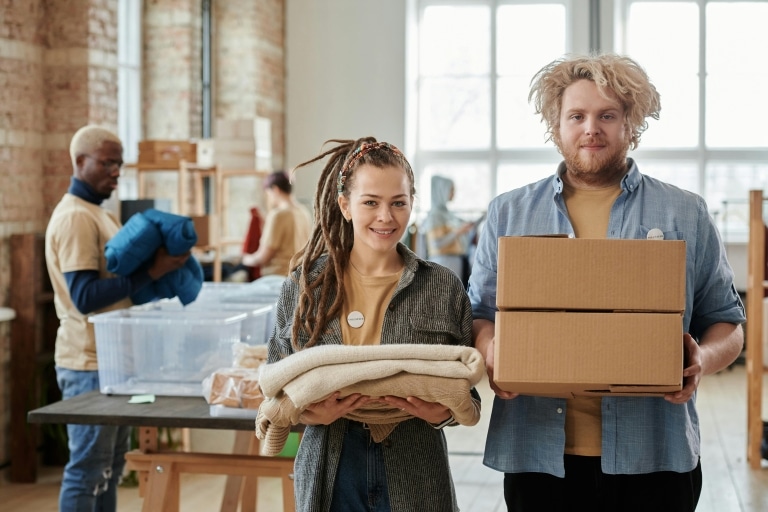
[196, 117, 272, 171]
[138, 140, 197, 166]
[494, 236, 686, 398]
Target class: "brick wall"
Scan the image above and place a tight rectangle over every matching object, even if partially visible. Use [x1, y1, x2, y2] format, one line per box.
[214, 0, 285, 169]
[0, 0, 119, 479]
[143, 0, 202, 139]
[0, 0, 48, 475]
[0, 0, 286, 480]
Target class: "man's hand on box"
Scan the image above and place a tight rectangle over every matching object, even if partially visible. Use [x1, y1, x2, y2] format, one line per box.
[664, 333, 700, 405]
[485, 337, 519, 400]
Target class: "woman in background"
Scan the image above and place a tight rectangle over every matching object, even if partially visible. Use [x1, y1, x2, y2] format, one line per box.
[241, 170, 312, 276]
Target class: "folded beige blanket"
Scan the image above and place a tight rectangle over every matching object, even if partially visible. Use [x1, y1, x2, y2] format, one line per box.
[255, 344, 485, 456]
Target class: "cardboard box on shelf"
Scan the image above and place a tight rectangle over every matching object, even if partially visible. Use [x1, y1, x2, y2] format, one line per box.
[215, 118, 257, 139]
[496, 237, 686, 312]
[494, 311, 683, 397]
[191, 214, 216, 247]
[196, 138, 257, 170]
[138, 140, 197, 165]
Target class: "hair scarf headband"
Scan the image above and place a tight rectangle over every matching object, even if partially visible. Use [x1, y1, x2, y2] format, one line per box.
[337, 142, 406, 195]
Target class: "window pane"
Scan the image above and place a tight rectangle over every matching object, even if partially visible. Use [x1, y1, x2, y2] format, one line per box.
[497, 77, 553, 148]
[625, 2, 699, 148]
[497, 163, 558, 195]
[706, 162, 768, 242]
[419, 78, 490, 149]
[118, 0, 141, 165]
[634, 161, 700, 195]
[417, 163, 491, 220]
[497, 4, 566, 149]
[421, 5, 490, 76]
[706, 3, 768, 148]
[496, 4, 566, 76]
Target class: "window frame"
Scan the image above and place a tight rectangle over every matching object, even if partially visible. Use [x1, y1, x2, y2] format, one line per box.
[406, 0, 768, 242]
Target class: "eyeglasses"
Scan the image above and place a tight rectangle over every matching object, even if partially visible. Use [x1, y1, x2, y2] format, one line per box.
[84, 155, 123, 170]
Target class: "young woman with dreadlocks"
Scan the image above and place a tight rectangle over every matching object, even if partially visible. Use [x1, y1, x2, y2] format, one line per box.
[264, 137, 478, 511]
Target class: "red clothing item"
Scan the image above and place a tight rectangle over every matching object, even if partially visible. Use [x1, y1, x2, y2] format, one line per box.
[243, 207, 263, 281]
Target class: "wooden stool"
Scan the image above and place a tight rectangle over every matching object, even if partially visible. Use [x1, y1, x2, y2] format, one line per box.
[125, 448, 295, 512]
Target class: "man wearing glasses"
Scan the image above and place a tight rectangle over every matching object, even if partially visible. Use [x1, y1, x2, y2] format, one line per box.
[45, 125, 189, 512]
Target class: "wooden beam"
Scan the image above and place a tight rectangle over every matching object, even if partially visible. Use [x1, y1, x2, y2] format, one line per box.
[746, 189, 765, 469]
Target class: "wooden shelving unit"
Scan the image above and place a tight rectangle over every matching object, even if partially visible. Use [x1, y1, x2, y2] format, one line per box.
[130, 159, 267, 282]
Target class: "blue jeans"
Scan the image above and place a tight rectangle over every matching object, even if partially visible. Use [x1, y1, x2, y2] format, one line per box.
[329, 421, 391, 512]
[56, 367, 131, 512]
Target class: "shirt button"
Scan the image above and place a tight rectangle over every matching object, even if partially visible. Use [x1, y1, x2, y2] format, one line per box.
[388, 304, 395, 311]
[556, 408, 563, 414]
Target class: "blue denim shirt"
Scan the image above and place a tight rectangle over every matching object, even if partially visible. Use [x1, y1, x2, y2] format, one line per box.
[468, 159, 746, 477]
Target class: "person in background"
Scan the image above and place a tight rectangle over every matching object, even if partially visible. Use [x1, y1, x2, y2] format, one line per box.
[468, 53, 745, 511]
[421, 175, 475, 288]
[267, 137, 477, 511]
[45, 125, 189, 512]
[241, 170, 312, 276]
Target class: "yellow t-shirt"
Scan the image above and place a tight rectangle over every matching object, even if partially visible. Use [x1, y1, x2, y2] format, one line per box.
[45, 194, 134, 370]
[340, 264, 402, 346]
[260, 202, 312, 276]
[562, 182, 621, 456]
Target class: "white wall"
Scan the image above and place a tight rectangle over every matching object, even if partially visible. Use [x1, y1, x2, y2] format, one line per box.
[285, 0, 407, 207]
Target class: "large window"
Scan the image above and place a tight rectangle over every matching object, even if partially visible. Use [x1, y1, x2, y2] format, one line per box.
[408, 0, 768, 242]
[615, 0, 768, 242]
[117, 0, 142, 164]
[117, 0, 142, 201]
[407, 0, 586, 222]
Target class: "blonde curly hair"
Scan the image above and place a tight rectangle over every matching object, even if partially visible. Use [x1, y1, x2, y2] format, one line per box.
[529, 53, 661, 151]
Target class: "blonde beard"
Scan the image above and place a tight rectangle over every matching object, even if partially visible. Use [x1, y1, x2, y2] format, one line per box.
[559, 143, 629, 188]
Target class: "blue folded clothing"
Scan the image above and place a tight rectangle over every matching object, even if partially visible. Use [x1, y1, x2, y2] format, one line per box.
[142, 208, 198, 256]
[131, 257, 204, 306]
[105, 213, 164, 275]
[106, 208, 203, 305]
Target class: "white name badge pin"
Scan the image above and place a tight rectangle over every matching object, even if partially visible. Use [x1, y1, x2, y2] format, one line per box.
[646, 228, 664, 240]
[347, 311, 365, 329]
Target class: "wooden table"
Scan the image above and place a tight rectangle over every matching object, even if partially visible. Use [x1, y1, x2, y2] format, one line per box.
[27, 391, 296, 512]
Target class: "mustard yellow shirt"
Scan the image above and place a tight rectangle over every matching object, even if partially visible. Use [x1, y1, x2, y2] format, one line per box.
[562, 182, 621, 456]
[340, 264, 402, 346]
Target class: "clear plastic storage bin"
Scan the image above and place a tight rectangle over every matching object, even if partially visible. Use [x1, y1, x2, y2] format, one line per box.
[90, 309, 247, 396]
[133, 299, 275, 345]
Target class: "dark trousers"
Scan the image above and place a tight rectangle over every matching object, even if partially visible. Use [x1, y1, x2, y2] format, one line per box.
[504, 455, 702, 512]
[330, 421, 391, 512]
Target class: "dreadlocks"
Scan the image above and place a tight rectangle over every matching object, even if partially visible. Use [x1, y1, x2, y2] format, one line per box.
[289, 137, 415, 349]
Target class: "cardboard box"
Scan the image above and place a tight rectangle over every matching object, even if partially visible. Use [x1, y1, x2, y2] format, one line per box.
[497, 237, 686, 312]
[196, 138, 256, 170]
[494, 311, 683, 397]
[191, 214, 216, 247]
[215, 118, 257, 139]
[138, 140, 197, 165]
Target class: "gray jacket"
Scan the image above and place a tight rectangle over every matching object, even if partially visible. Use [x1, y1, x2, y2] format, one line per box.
[267, 243, 475, 512]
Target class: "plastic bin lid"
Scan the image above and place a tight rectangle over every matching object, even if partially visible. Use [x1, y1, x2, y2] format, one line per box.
[88, 308, 247, 325]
